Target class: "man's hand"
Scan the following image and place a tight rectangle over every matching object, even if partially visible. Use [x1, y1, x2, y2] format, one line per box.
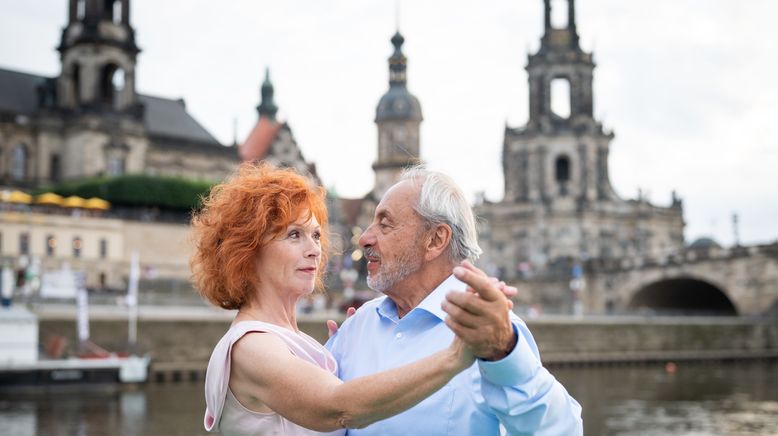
[326, 306, 356, 338]
[442, 261, 517, 361]
[459, 261, 518, 309]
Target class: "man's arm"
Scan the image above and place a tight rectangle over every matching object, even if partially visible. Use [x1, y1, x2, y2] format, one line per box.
[442, 262, 583, 435]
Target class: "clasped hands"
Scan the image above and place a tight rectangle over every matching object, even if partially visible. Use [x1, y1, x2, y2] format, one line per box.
[441, 261, 518, 361]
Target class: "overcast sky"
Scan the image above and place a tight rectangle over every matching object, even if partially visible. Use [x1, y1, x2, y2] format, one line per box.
[1, 0, 776, 247]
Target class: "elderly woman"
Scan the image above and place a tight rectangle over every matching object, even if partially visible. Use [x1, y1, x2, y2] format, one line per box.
[191, 163, 475, 435]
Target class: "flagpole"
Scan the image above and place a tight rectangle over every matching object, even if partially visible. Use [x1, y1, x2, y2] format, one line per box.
[127, 251, 140, 355]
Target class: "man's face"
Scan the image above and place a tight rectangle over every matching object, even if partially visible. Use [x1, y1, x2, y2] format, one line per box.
[359, 180, 426, 293]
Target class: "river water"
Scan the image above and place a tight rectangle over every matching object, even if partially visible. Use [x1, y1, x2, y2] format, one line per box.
[1, 362, 776, 435]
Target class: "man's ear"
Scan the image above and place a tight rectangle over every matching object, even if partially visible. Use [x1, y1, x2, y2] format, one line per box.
[424, 223, 452, 261]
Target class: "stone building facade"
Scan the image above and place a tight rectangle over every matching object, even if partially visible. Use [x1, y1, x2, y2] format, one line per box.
[0, 0, 239, 191]
[0, 0, 251, 298]
[0, 210, 193, 291]
[476, 0, 685, 281]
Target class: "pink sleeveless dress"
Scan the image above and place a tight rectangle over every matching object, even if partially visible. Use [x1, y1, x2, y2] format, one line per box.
[204, 320, 346, 436]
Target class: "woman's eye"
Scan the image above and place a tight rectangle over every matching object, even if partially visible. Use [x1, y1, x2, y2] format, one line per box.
[313, 231, 321, 241]
[288, 230, 300, 239]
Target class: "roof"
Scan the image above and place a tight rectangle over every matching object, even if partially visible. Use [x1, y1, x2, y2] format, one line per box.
[689, 237, 722, 250]
[239, 116, 282, 162]
[375, 86, 423, 122]
[0, 67, 221, 145]
[137, 94, 220, 144]
[0, 67, 48, 115]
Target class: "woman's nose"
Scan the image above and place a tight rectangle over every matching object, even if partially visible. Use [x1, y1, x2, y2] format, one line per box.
[305, 236, 321, 257]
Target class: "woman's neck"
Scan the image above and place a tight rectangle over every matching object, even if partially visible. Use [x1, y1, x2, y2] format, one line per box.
[236, 288, 301, 332]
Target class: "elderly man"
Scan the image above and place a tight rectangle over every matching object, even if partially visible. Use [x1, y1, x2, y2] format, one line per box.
[326, 167, 582, 435]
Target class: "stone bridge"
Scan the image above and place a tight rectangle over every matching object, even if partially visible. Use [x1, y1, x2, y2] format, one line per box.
[584, 243, 778, 316]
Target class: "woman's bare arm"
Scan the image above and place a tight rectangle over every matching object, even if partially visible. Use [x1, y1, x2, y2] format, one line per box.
[229, 331, 471, 432]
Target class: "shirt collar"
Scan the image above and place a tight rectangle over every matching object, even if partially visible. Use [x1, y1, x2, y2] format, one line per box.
[376, 274, 467, 322]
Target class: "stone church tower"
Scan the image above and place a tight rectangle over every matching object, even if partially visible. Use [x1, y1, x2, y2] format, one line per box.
[58, 0, 140, 113]
[53, 0, 147, 180]
[372, 31, 423, 200]
[0, 0, 239, 189]
[476, 0, 685, 280]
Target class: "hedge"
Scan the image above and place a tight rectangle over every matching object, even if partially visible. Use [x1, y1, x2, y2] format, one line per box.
[35, 174, 216, 211]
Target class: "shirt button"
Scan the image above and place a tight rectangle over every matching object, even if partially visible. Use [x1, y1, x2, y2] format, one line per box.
[395, 332, 403, 339]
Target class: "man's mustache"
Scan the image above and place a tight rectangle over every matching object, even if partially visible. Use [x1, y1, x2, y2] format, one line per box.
[364, 247, 380, 261]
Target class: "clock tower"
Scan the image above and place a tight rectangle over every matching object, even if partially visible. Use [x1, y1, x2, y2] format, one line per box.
[373, 31, 423, 199]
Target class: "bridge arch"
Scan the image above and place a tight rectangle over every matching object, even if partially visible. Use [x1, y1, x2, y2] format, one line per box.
[628, 277, 737, 316]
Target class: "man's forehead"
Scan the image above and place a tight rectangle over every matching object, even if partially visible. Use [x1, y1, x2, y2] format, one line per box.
[376, 180, 419, 215]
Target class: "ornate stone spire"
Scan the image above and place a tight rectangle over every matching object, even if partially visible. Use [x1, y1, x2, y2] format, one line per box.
[256, 68, 278, 121]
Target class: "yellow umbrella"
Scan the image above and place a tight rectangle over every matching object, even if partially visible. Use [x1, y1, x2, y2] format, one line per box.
[62, 195, 86, 208]
[84, 197, 111, 210]
[7, 190, 32, 204]
[35, 192, 65, 206]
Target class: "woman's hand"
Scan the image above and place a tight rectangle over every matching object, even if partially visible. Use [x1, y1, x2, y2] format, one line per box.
[448, 335, 475, 370]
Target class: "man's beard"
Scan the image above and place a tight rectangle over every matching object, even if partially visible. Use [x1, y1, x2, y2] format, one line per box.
[365, 246, 423, 293]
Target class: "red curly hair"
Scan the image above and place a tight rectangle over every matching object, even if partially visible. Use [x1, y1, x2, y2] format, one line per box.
[190, 162, 329, 310]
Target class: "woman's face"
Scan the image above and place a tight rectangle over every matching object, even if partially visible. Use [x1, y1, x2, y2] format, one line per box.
[255, 212, 322, 297]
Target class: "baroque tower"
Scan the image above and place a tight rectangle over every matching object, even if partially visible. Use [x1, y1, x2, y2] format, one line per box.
[505, 0, 615, 206]
[477, 0, 684, 282]
[57, 0, 141, 113]
[53, 0, 147, 180]
[373, 31, 423, 199]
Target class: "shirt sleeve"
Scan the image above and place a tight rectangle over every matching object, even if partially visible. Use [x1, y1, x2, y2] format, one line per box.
[324, 324, 344, 379]
[476, 317, 583, 435]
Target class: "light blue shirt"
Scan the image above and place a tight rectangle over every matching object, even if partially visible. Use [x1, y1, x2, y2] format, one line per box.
[325, 274, 582, 435]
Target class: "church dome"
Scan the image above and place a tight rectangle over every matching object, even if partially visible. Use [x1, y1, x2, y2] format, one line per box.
[689, 237, 722, 250]
[374, 31, 423, 123]
[375, 87, 422, 122]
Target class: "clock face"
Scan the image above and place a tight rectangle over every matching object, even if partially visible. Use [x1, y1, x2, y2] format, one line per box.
[393, 129, 407, 141]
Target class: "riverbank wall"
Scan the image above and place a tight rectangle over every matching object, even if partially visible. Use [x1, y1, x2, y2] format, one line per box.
[33, 305, 778, 381]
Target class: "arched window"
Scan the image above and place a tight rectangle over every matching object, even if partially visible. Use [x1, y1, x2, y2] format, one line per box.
[551, 0, 569, 28]
[72, 63, 81, 104]
[11, 143, 28, 181]
[112, 0, 122, 23]
[107, 154, 126, 176]
[50, 154, 61, 182]
[72, 237, 83, 258]
[550, 77, 571, 119]
[19, 233, 30, 256]
[46, 235, 57, 257]
[555, 155, 570, 196]
[100, 64, 124, 108]
[103, 0, 121, 22]
[555, 155, 570, 182]
[76, 0, 86, 20]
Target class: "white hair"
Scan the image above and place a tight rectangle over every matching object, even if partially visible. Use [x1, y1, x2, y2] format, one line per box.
[400, 166, 482, 262]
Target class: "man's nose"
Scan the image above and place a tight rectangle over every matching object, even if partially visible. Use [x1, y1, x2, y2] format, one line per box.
[358, 225, 375, 248]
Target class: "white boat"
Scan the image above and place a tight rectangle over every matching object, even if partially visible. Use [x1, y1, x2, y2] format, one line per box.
[0, 306, 149, 390]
